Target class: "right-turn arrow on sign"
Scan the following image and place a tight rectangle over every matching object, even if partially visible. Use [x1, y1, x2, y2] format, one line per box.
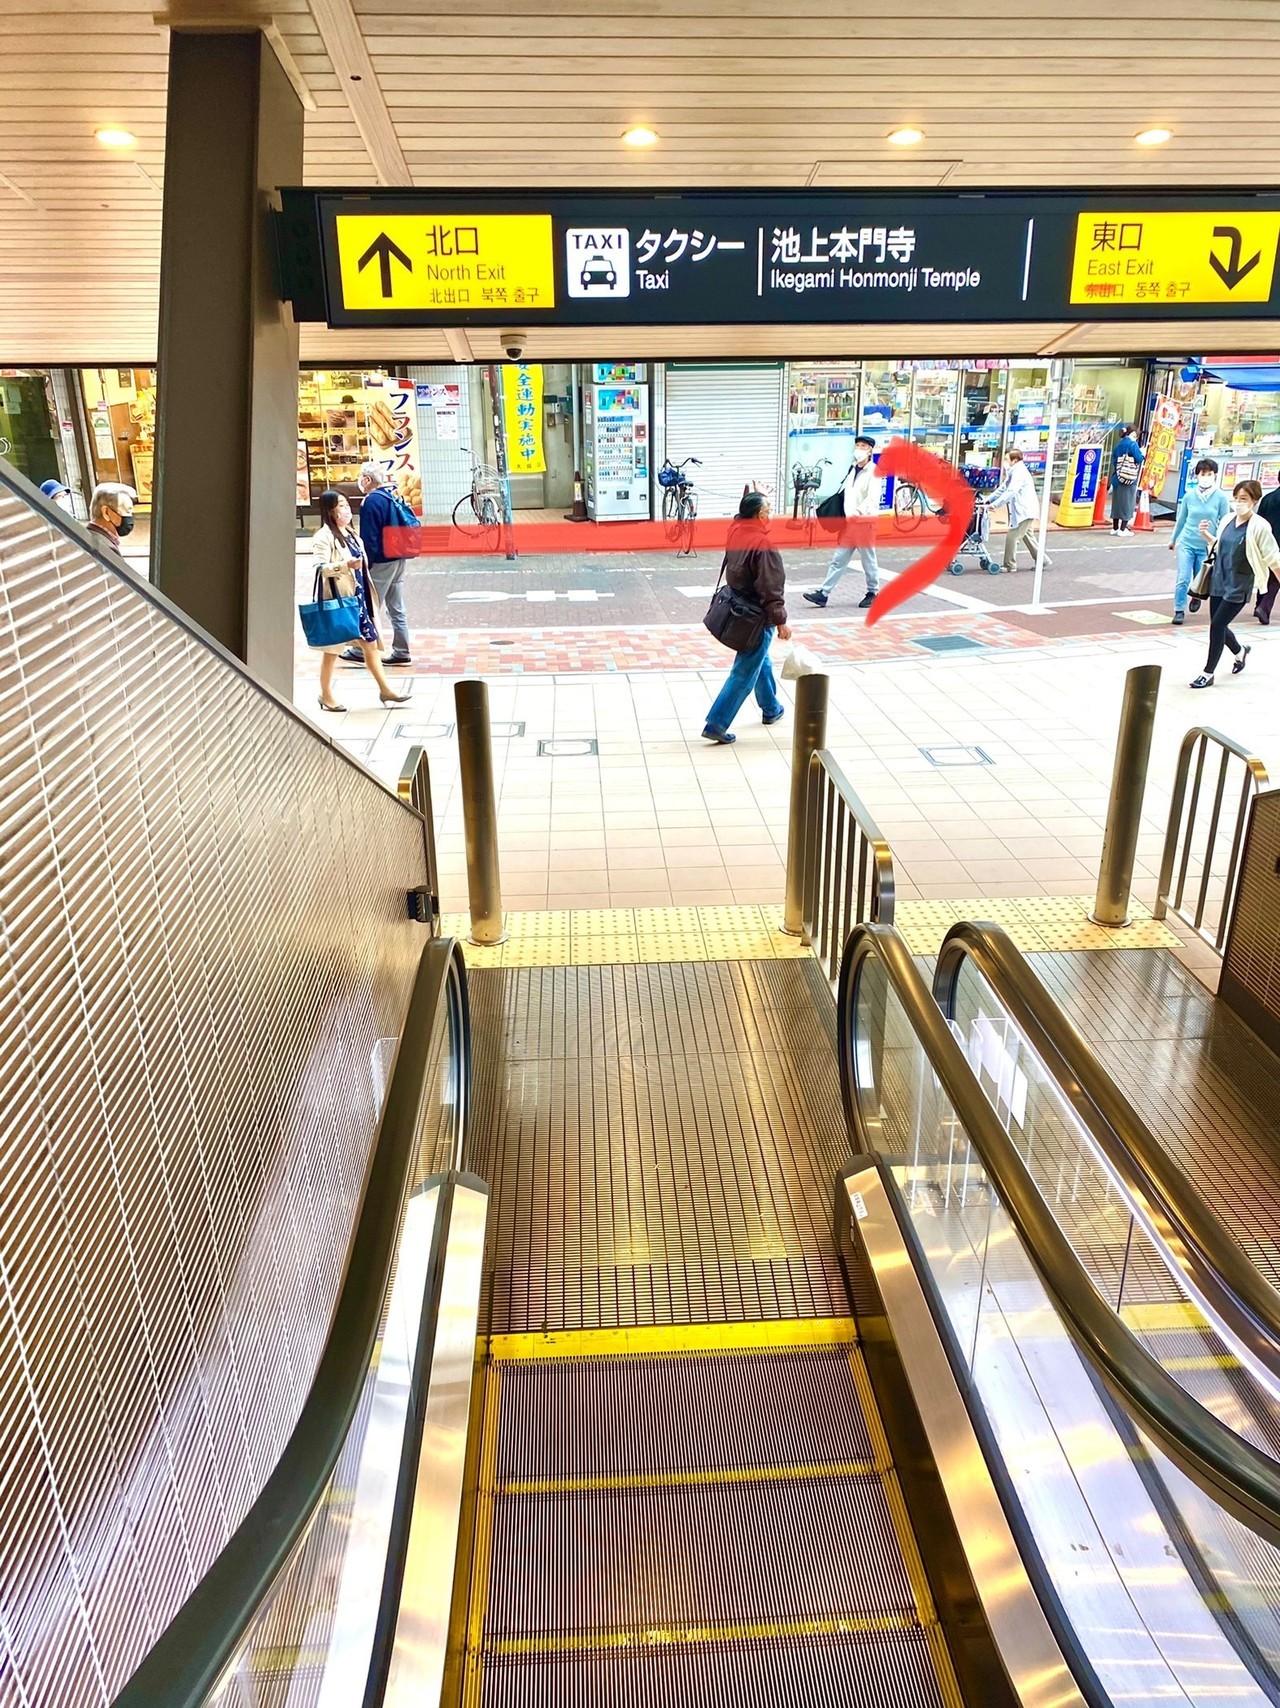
[1070, 211, 1280, 307]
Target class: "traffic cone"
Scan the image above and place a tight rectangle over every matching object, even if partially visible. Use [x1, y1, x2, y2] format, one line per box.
[1093, 475, 1110, 527]
[565, 469, 588, 522]
[1133, 487, 1153, 532]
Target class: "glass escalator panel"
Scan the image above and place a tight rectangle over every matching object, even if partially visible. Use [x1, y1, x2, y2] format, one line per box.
[851, 951, 1280, 1707]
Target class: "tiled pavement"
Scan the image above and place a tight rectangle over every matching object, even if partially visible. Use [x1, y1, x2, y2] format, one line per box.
[310, 623, 1279, 991]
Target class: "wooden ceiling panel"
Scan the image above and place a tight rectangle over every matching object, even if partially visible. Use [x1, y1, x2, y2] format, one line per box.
[4, 0, 1279, 360]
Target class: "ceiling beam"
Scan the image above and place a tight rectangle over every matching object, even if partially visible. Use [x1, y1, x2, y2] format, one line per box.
[154, 7, 317, 111]
[305, 0, 411, 185]
[1037, 323, 1087, 355]
[445, 328, 474, 362]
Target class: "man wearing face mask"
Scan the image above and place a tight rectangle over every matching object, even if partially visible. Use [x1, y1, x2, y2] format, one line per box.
[803, 436, 881, 610]
[1168, 458, 1228, 625]
[40, 478, 75, 515]
[1191, 480, 1280, 689]
[87, 483, 137, 555]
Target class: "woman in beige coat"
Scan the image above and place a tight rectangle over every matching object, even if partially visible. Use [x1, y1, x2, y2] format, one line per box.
[310, 490, 411, 712]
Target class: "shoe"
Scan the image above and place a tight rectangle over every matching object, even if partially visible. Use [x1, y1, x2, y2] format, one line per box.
[858, 591, 876, 608]
[1189, 597, 1202, 614]
[380, 689, 413, 706]
[1233, 645, 1251, 676]
[1172, 611, 1186, 625]
[318, 697, 347, 713]
[1257, 612, 1272, 627]
[384, 652, 413, 665]
[339, 646, 364, 664]
[1190, 674, 1214, 689]
[701, 725, 736, 744]
[802, 589, 828, 608]
[763, 709, 785, 726]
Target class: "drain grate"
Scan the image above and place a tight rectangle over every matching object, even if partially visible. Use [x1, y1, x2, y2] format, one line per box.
[537, 738, 598, 758]
[910, 634, 990, 655]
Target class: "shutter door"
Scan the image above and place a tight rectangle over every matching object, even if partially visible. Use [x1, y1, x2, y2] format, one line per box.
[665, 364, 785, 518]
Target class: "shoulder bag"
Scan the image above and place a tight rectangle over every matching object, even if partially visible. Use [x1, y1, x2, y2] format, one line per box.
[1115, 452, 1140, 485]
[704, 554, 767, 653]
[299, 561, 363, 649]
[1188, 547, 1215, 603]
[815, 463, 854, 531]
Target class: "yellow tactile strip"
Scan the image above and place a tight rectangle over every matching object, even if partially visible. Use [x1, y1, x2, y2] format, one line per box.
[442, 897, 1178, 967]
[891, 896, 1179, 956]
[440, 903, 810, 967]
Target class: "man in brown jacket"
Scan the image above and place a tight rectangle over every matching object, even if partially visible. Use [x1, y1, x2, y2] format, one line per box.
[702, 492, 792, 744]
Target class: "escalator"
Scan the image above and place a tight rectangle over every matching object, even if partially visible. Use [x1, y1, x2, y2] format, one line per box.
[114, 929, 1280, 1708]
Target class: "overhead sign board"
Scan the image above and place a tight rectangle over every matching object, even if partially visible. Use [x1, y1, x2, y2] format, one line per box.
[1069, 210, 1280, 307]
[280, 189, 1280, 328]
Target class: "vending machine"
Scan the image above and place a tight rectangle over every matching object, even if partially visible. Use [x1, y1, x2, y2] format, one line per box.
[583, 383, 651, 520]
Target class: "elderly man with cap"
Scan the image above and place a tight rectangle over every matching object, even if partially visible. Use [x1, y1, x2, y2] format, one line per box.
[87, 483, 137, 556]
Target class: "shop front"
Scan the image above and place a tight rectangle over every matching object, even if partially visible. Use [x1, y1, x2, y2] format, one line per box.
[1192, 359, 1280, 494]
[80, 367, 157, 510]
[785, 358, 1148, 502]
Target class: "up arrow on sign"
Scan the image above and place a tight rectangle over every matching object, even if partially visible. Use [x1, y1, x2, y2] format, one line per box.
[1210, 226, 1262, 292]
[357, 231, 413, 298]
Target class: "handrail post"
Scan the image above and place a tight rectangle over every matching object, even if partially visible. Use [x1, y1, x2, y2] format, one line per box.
[454, 681, 506, 946]
[1090, 664, 1161, 928]
[398, 745, 441, 934]
[782, 672, 829, 935]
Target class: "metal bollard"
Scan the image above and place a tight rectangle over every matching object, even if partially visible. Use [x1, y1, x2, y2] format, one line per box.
[1090, 663, 1161, 928]
[454, 680, 507, 946]
[782, 672, 830, 936]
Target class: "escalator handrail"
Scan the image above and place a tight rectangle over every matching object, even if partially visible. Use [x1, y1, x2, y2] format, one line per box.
[839, 922, 1280, 1550]
[934, 919, 1280, 1389]
[112, 935, 471, 1708]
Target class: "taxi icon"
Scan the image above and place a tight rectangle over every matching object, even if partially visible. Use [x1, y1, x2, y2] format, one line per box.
[579, 254, 617, 291]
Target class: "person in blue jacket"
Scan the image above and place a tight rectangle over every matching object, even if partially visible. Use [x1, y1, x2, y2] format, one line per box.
[1168, 458, 1229, 624]
[1110, 425, 1144, 534]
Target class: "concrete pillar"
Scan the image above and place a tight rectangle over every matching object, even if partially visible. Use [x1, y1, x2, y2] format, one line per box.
[153, 30, 302, 698]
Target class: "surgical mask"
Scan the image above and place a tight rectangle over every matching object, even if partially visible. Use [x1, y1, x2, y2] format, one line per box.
[1197, 475, 1216, 491]
[55, 492, 74, 514]
[854, 447, 872, 465]
[116, 513, 135, 536]
[1233, 500, 1253, 519]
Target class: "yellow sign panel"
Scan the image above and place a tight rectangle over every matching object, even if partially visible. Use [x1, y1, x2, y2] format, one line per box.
[501, 364, 546, 475]
[334, 214, 556, 313]
[1070, 211, 1280, 307]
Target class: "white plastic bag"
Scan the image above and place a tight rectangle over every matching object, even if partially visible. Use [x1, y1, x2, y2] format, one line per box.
[780, 641, 821, 681]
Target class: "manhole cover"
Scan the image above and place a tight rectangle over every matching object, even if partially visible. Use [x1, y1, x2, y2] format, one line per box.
[911, 634, 990, 655]
[921, 745, 994, 767]
[538, 738, 598, 758]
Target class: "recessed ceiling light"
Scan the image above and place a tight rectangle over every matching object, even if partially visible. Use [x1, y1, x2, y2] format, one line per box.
[95, 128, 137, 148]
[622, 126, 658, 147]
[887, 127, 925, 146]
[1136, 127, 1172, 146]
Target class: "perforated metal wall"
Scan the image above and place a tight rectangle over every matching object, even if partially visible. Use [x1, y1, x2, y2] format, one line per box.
[1221, 789, 1280, 1057]
[0, 475, 430, 1705]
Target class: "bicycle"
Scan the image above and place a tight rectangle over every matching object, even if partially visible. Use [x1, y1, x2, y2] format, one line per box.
[892, 479, 943, 534]
[451, 446, 503, 551]
[789, 457, 831, 546]
[659, 456, 700, 556]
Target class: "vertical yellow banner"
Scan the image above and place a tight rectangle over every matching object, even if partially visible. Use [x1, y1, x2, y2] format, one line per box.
[501, 364, 546, 475]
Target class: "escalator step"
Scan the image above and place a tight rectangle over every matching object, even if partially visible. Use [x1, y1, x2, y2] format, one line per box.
[485, 1472, 921, 1644]
[495, 1344, 876, 1483]
[478, 1626, 951, 1708]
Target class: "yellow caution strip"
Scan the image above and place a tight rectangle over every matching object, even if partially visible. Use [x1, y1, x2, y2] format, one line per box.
[490, 1610, 924, 1657]
[500, 1460, 880, 1497]
[488, 1316, 858, 1362]
[1119, 1300, 1208, 1333]
[460, 1364, 501, 1708]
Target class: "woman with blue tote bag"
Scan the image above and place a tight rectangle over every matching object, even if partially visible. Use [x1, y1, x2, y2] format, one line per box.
[305, 490, 412, 713]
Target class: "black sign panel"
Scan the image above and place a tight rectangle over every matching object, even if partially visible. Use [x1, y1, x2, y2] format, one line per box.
[275, 188, 1280, 328]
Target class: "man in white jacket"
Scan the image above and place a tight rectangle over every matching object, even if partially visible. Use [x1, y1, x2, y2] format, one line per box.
[987, 449, 1049, 574]
[803, 436, 881, 610]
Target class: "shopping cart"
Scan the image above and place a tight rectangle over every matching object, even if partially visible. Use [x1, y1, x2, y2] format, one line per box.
[948, 467, 1002, 575]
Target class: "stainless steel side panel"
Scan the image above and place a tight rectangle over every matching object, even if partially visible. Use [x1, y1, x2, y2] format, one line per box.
[843, 1166, 1087, 1708]
[383, 1181, 489, 1708]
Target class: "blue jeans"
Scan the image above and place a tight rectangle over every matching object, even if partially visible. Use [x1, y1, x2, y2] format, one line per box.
[1175, 539, 1207, 614]
[705, 627, 782, 733]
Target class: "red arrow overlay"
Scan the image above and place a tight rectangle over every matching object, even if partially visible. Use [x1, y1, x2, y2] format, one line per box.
[864, 440, 973, 625]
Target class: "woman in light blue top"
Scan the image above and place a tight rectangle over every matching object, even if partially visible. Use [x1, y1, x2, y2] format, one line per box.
[1169, 458, 1229, 625]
